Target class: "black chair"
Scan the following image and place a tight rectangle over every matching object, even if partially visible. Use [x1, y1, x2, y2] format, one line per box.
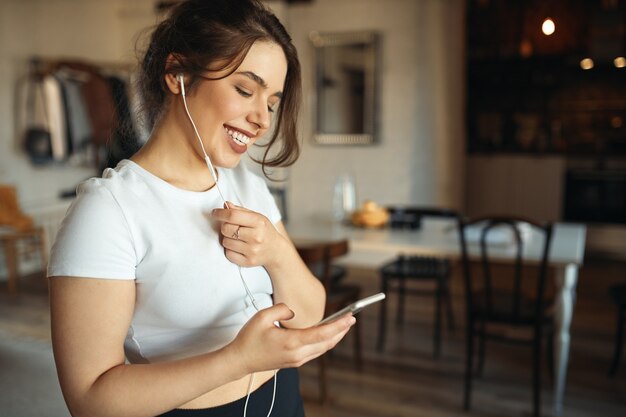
[459, 216, 554, 417]
[377, 208, 458, 357]
[268, 186, 288, 224]
[297, 240, 362, 402]
[608, 283, 626, 377]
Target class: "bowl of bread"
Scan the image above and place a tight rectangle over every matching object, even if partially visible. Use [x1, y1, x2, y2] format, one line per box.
[351, 200, 389, 228]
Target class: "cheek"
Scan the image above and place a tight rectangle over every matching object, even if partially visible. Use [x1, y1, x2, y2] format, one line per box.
[220, 98, 246, 121]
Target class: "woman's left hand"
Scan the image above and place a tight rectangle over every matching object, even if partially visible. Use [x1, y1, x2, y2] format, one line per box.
[212, 201, 286, 268]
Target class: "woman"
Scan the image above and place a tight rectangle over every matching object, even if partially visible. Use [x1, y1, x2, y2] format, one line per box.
[47, 1, 355, 416]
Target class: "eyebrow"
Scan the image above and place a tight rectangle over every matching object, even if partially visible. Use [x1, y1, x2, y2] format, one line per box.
[236, 71, 283, 99]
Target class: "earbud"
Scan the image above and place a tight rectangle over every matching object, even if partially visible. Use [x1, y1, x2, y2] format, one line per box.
[177, 74, 185, 96]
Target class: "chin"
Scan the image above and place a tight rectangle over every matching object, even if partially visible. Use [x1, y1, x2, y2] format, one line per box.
[215, 154, 244, 170]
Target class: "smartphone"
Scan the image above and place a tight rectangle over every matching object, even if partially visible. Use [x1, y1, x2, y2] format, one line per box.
[318, 292, 386, 325]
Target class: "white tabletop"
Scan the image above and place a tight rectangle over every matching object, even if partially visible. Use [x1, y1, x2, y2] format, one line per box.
[288, 217, 587, 269]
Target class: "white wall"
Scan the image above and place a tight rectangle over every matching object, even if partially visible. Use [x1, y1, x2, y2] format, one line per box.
[0, 0, 464, 216]
[0, 0, 157, 211]
[285, 0, 465, 221]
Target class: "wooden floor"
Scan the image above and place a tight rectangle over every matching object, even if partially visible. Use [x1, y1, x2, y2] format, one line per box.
[1, 258, 626, 417]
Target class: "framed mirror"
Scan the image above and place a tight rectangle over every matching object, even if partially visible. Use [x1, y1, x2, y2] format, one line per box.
[310, 31, 380, 145]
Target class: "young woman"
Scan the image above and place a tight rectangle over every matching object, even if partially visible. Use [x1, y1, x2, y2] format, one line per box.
[47, 1, 355, 416]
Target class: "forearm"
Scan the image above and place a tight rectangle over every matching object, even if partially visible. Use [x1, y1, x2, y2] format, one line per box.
[266, 239, 326, 328]
[68, 346, 245, 417]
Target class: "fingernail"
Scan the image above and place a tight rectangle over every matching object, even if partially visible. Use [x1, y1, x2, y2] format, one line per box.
[348, 316, 356, 325]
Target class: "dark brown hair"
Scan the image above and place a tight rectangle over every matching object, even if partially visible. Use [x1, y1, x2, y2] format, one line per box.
[138, 0, 301, 175]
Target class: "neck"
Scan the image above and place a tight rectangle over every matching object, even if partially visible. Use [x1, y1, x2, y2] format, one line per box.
[131, 106, 217, 192]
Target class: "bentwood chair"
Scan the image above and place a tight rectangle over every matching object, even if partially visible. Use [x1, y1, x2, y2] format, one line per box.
[459, 216, 554, 417]
[377, 207, 458, 357]
[297, 240, 362, 403]
[0, 185, 47, 294]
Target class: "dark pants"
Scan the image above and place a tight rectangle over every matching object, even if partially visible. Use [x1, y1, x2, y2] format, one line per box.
[157, 368, 305, 417]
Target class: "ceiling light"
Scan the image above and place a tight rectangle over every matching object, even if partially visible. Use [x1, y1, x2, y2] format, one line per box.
[542, 18, 556, 36]
[580, 58, 594, 70]
[614, 57, 626, 68]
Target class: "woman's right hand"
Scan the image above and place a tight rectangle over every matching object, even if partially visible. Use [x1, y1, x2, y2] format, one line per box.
[227, 303, 356, 373]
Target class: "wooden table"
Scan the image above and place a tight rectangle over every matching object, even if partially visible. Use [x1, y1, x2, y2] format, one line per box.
[288, 217, 586, 417]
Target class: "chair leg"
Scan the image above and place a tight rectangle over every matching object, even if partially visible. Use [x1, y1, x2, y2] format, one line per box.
[434, 278, 443, 358]
[477, 321, 486, 377]
[3, 239, 19, 295]
[464, 319, 475, 411]
[609, 308, 625, 377]
[445, 281, 456, 332]
[547, 326, 554, 382]
[396, 277, 406, 325]
[377, 277, 388, 352]
[533, 327, 542, 417]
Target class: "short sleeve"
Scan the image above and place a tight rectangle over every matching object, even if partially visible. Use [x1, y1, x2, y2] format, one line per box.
[47, 179, 136, 280]
[229, 164, 283, 226]
[262, 182, 283, 226]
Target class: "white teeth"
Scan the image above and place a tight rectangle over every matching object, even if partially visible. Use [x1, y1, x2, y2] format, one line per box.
[224, 127, 250, 146]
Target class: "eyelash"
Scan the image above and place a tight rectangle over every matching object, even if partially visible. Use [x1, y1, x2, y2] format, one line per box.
[235, 86, 276, 113]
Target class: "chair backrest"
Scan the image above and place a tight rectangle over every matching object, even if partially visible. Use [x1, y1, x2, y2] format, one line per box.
[268, 186, 288, 223]
[458, 215, 554, 325]
[297, 239, 349, 291]
[0, 185, 34, 231]
[0, 185, 21, 215]
[387, 206, 458, 229]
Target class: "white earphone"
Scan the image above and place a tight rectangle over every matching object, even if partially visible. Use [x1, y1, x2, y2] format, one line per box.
[177, 74, 220, 188]
[177, 71, 260, 309]
[177, 72, 277, 417]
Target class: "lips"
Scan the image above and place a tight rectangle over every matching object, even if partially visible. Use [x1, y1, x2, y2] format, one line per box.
[223, 125, 252, 154]
[224, 126, 251, 145]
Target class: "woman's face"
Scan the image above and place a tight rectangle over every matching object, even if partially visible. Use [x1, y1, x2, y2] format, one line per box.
[182, 41, 288, 168]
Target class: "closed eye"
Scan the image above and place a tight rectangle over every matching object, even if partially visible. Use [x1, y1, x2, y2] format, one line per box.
[236, 85, 278, 114]
[235, 86, 252, 98]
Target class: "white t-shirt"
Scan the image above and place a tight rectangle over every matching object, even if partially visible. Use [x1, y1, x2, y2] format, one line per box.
[48, 159, 281, 364]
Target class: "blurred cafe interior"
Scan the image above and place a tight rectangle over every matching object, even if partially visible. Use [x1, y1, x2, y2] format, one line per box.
[1, 0, 626, 416]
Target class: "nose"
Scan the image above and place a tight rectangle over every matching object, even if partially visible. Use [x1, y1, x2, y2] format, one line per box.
[248, 98, 271, 131]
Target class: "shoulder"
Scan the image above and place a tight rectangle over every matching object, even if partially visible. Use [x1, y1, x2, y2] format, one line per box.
[72, 160, 149, 211]
[48, 162, 141, 280]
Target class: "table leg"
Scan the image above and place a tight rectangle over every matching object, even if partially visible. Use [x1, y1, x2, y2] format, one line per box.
[553, 263, 579, 417]
[2, 239, 19, 295]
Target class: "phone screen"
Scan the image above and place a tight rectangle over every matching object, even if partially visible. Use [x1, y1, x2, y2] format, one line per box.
[318, 292, 385, 325]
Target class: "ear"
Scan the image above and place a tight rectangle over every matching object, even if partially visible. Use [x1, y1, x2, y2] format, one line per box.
[164, 72, 181, 95]
[164, 53, 182, 95]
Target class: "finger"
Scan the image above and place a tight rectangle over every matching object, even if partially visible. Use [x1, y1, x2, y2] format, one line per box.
[259, 303, 296, 323]
[224, 201, 251, 211]
[222, 223, 247, 241]
[300, 315, 355, 345]
[212, 207, 264, 228]
[224, 249, 249, 267]
[222, 236, 249, 254]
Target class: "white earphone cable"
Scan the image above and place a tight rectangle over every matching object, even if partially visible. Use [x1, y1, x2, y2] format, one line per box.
[178, 75, 273, 417]
[179, 75, 260, 311]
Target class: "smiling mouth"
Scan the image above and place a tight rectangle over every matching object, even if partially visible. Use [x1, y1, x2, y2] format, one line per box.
[224, 126, 251, 147]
